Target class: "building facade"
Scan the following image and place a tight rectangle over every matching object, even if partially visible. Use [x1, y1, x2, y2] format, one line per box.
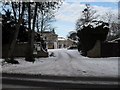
[40, 31, 75, 49]
[41, 30, 58, 49]
[58, 37, 67, 48]
[58, 37, 75, 48]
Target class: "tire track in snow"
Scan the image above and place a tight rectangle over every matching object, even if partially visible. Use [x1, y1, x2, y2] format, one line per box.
[65, 51, 84, 76]
[55, 50, 78, 76]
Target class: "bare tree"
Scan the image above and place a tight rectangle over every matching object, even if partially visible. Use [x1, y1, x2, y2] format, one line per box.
[25, 1, 62, 62]
[25, 2, 38, 62]
[103, 11, 119, 40]
[2, 1, 62, 63]
[37, 1, 62, 33]
[5, 2, 25, 63]
[76, 4, 99, 31]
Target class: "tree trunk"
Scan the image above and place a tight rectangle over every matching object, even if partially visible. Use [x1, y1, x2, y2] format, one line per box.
[25, 2, 34, 62]
[12, 2, 17, 23]
[37, 15, 39, 32]
[32, 2, 38, 30]
[25, 2, 38, 62]
[5, 2, 25, 63]
[31, 2, 38, 58]
[19, 2, 21, 19]
[41, 10, 44, 35]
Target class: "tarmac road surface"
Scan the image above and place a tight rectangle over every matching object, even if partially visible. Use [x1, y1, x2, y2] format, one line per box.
[2, 73, 119, 89]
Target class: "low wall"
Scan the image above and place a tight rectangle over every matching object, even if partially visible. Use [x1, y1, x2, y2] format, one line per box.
[87, 41, 120, 58]
[2, 43, 48, 58]
[101, 42, 120, 57]
[2, 44, 28, 58]
[87, 40, 101, 58]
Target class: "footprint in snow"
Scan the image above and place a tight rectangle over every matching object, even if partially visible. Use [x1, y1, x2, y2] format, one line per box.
[82, 70, 87, 73]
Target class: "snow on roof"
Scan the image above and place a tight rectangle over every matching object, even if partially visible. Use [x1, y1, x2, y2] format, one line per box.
[67, 38, 78, 43]
[40, 31, 58, 36]
[58, 37, 66, 41]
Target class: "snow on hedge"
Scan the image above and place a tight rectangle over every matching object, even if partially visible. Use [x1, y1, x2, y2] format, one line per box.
[79, 21, 109, 30]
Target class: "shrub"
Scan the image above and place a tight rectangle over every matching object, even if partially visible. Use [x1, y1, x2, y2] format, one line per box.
[77, 21, 109, 56]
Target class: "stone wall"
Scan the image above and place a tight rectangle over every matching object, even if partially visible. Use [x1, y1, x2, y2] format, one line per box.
[2, 43, 48, 58]
[87, 40, 120, 58]
[87, 40, 101, 58]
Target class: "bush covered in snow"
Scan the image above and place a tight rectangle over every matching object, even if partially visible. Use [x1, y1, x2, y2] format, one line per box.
[77, 21, 109, 56]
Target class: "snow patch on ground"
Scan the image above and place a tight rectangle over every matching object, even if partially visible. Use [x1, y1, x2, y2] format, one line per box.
[2, 49, 119, 78]
[0, 59, 3, 73]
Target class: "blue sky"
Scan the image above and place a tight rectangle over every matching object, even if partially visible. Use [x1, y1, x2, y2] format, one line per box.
[80, 2, 118, 10]
[54, 1, 118, 38]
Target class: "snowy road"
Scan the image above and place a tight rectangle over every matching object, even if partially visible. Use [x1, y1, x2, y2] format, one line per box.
[2, 49, 119, 78]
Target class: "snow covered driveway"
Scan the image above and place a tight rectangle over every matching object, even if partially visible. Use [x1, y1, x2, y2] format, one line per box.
[2, 49, 119, 78]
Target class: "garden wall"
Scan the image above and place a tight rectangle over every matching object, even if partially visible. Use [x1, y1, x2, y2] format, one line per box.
[101, 42, 120, 57]
[87, 40, 101, 58]
[2, 43, 48, 58]
[87, 41, 120, 58]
